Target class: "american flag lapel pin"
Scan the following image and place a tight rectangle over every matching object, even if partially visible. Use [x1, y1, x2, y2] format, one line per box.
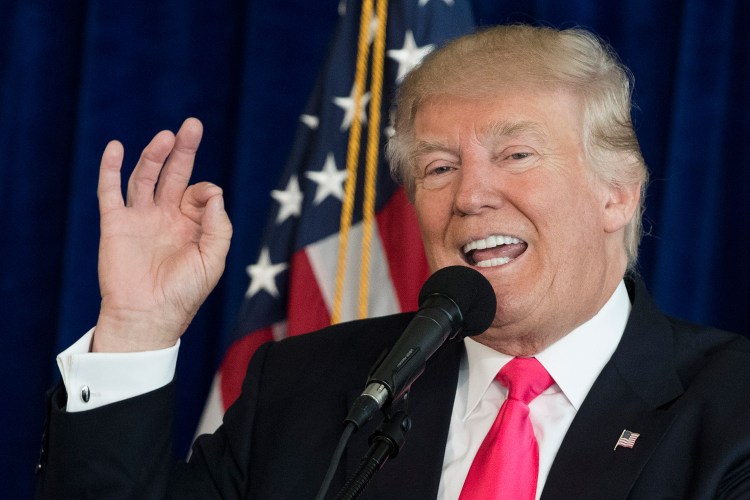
[614, 429, 640, 450]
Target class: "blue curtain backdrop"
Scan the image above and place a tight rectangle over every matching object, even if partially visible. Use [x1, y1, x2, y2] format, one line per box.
[2, 0, 748, 496]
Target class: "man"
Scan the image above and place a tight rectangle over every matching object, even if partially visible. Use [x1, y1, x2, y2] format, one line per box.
[38, 25, 750, 499]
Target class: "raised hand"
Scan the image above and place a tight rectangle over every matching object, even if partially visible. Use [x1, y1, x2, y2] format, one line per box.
[93, 118, 232, 352]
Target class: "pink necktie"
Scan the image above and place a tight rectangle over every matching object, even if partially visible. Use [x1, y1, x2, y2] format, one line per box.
[459, 357, 554, 500]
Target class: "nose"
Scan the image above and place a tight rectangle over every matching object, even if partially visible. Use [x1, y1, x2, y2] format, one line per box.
[452, 160, 501, 216]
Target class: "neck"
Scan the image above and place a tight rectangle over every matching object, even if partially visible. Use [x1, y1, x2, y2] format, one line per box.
[477, 273, 626, 356]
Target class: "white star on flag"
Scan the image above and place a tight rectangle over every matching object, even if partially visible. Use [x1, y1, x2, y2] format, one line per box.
[300, 114, 319, 130]
[245, 247, 288, 298]
[270, 174, 303, 224]
[305, 153, 348, 204]
[333, 84, 371, 131]
[387, 30, 434, 81]
[419, 0, 455, 6]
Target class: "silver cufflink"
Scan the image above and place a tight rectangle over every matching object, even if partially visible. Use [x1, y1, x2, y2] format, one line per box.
[80, 385, 90, 403]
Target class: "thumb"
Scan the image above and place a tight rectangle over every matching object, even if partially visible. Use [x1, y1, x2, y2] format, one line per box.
[199, 191, 233, 281]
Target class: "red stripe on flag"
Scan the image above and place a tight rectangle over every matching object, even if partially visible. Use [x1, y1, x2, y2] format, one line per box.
[287, 249, 331, 336]
[219, 327, 274, 409]
[377, 188, 430, 311]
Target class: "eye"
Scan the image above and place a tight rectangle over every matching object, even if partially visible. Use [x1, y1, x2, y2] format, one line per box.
[508, 152, 533, 160]
[495, 147, 540, 173]
[426, 164, 455, 176]
[417, 161, 457, 190]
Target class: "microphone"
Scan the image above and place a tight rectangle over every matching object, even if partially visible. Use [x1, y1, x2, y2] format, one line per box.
[345, 265, 496, 428]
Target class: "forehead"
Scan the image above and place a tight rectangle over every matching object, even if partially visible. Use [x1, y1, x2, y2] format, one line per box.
[411, 90, 583, 150]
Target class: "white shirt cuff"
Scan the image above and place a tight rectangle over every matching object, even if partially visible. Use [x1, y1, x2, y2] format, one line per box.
[56, 328, 179, 412]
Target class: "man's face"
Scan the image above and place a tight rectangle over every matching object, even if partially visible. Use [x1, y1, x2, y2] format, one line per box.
[412, 88, 629, 355]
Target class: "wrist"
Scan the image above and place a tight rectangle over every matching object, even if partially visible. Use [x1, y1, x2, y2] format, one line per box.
[93, 311, 182, 353]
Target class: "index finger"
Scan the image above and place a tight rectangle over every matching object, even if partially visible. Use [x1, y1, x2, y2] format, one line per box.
[97, 140, 126, 214]
[154, 117, 204, 206]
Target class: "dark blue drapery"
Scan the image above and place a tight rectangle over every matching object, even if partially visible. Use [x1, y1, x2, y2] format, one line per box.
[2, 1, 748, 496]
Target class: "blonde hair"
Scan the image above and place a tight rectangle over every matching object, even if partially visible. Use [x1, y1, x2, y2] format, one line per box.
[386, 24, 648, 268]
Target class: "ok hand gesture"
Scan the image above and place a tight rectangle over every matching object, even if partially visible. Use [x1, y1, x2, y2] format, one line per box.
[93, 118, 232, 352]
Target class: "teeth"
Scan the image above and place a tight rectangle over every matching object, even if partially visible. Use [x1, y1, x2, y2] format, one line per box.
[462, 235, 521, 253]
[476, 257, 511, 267]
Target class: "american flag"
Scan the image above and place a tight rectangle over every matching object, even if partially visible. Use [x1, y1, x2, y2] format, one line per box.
[194, 0, 476, 436]
[614, 429, 640, 450]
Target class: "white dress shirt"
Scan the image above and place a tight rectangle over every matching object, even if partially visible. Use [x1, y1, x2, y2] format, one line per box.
[437, 281, 631, 499]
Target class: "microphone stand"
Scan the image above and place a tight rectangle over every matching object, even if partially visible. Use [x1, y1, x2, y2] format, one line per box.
[333, 397, 412, 500]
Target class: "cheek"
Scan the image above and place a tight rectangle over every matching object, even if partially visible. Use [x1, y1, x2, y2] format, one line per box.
[414, 189, 446, 231]
[515, 177, 600, 254]
[543, 194, 606, 265]
[415, 207, 444, 255]
[414, 192, 452, 264]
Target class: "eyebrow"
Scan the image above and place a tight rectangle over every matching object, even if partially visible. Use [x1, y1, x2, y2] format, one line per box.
[481, 120, 548, 145]
[411, 140, 455, 159]
[411, 120, 549, 160]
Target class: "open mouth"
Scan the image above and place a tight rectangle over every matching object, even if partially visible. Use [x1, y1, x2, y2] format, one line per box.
[462, 235, 528, 267]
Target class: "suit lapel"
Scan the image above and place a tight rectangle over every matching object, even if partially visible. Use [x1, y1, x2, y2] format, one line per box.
[343, 338, 463, 499]
[542, 277, 684, 499]
[541, 362, 678, 499]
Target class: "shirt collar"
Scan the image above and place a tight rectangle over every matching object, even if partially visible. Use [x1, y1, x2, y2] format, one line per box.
[461, 280, 631, 418]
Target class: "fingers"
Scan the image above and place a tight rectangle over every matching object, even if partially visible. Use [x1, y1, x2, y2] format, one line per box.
[106, 118, 205, 210]
[126, 129, 176, 207]
[182, 182, 232, 274]
[98, 140, 126, 214]
[180, 181, 223, 224]
[154, 118, 203, 206]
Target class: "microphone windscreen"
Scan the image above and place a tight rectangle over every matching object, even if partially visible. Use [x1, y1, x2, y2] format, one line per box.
[418, 265, 496, 337]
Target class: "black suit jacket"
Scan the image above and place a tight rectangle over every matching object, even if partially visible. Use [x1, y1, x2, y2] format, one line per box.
[37, 278, 750, 499]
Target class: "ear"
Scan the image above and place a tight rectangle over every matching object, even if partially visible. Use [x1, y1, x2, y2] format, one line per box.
[602, 180, 641, 234]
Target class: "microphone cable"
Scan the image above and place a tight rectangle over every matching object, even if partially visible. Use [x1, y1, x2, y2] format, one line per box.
[314, 421, 356, 500]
